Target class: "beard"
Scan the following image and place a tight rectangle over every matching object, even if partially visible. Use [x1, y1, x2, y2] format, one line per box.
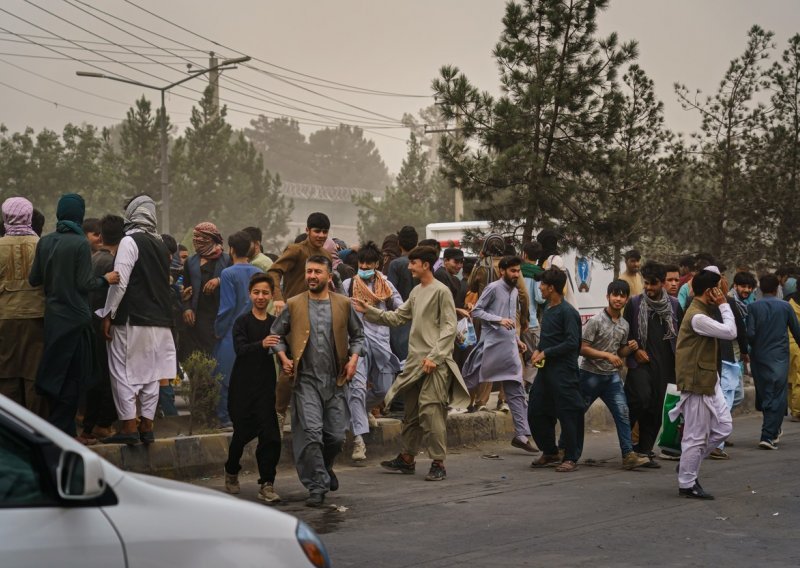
[503, 275, 518, 287]
[307, 279, 327, 293]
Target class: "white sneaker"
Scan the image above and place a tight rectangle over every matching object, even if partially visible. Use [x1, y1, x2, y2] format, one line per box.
[497, 402, 510, 413]
[351, 436, 367, 461]
[257, 482, 281, 503]
[277, 412, 286, 434]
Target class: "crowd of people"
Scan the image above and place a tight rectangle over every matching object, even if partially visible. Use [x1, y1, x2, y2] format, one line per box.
[2, 192, 800, 507]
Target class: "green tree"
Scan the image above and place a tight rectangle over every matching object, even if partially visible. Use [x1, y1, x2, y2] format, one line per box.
[674, 25, 774, 262]
[355, 133, 453, 243]
[244, 116, 315, 183]
[118, 96, 165, 200]
[433, 0, 637, 243]
[307, 125, 391, 189]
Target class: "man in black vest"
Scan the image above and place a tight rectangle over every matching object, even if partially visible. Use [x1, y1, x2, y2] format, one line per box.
[98, 195, 176, 446]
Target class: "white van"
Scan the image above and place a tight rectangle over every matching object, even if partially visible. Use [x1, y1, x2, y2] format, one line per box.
[426, 221, 615, 323]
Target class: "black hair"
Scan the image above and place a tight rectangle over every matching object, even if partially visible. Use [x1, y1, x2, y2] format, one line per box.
[397, 225, 419, 252]
[678, 255, 694, 269]
[242, 226, 262, 244]
[463, 257, 476, 276]
[306, 212, 330, 231]
[641, 260, 666, 283]
[178, 244, 188, 252]
[759, 273, 780, 295]
[161, 233, 178, 255]
[248, 272, 274, 291]
[357, 241, 382, 264]
[32, 209, 45, 236]
[541, 267, 567, 294]
[343, 250, 358, 270]
[294, 233, 308, 243]
[228, 231, 252, 258]
[695, 252, 715, 271]
[663, 264, 680, 275]
[692, 270, 721, 296]
[418, 238, 440, 252]
[306, 254, 332, 272]
[522, 241, 542, 261]
[624, 249, 642, 261]
[100, 214, 124, 246]
[408, 245, 437, 271]
[733, 271, 757, 287]
[266, 252, 278, 262]
[82, 217, 101, 235]
[607, 279, 631, 297]
[504, 243, 517, 256]
[776, 265, 796, 278]
[443, 247, 464, 261]
[498, 255, 522, 270]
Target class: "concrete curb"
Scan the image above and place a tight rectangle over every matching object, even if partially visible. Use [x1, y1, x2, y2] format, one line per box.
[91, 385, 757, 480]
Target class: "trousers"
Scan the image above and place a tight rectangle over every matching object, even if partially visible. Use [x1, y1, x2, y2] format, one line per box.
[401, 369, 452, 461]
[346, 353, 392, 437]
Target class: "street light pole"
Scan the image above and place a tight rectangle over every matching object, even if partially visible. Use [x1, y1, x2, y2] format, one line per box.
[76, 56, 250, 233]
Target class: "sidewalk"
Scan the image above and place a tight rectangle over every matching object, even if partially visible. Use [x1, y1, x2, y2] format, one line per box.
[91, 385, 757, 480]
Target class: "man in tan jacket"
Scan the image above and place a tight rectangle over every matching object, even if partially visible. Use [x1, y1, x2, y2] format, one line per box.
[271, 254, 364, 507]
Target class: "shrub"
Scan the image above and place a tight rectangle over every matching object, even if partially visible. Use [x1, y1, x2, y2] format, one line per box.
[182, 351, 222, 433]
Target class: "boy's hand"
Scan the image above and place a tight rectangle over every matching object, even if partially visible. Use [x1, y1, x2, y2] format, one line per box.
[262, 335, 280, 349]
[273, 300, 286, 315]
[422, 358, 437, 374]
[626, 340, 638, 351]
[499, 318, 515, 330]
[606, 353, 624, 368]
[634, 349, 650, 364]
[351, 298, 369, 313]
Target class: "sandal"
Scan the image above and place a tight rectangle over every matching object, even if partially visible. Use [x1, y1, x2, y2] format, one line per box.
[530, 454, 561, 468]
[555, 460, 578, 473]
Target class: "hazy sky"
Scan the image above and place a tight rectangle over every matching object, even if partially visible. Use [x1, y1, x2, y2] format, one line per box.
[1, 0, 798, 175]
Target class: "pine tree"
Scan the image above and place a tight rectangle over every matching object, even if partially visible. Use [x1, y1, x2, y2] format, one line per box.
[433, 0, 637, 243]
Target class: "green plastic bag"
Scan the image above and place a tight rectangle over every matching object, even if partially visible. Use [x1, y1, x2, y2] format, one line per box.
[657, 383, 683, 453]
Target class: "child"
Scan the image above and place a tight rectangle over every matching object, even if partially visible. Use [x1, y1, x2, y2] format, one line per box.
[224, 273, 282, 503]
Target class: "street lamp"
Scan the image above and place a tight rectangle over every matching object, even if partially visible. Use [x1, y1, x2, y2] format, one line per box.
[76, 56, 250, 233]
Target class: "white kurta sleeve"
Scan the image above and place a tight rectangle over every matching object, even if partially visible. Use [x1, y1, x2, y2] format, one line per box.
[690, 303, 737, 340]
[95, 235, 139, 319]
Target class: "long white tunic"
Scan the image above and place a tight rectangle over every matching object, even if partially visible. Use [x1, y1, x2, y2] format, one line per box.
[96, 234, 176, 386]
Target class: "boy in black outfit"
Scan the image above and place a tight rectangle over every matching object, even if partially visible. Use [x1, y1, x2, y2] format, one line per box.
[224, 273, 282, 503]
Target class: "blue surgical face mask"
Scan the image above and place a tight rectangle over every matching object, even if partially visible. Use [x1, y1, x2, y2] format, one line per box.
[358, 269, 375, 280]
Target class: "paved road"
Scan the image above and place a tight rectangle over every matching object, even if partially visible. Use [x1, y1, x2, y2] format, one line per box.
[193, 414, 800, 567]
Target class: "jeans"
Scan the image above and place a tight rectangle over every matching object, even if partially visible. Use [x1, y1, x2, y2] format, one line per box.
[732, 361, 745, 408]
[158, 384, 179, 417]
[578, 370, 634, 457]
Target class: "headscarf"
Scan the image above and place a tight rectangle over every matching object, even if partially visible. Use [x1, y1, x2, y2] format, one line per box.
[638, 288, 677, 346]
[1, 197, 36, 236]
[784, 277, 797, 297]
[476, 233, 505, 286]
[192, 221, 223, 260]
[732, 288, 750, 321]
[352, 270, 394, 306]
[55, 193, 85, 235]
[123, 195, 161, 239]
[323, 237, 342, 269]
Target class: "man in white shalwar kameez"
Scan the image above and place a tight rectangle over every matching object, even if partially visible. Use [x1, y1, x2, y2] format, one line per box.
[669, 267, 736, 499]
[97, 195, 176, 445]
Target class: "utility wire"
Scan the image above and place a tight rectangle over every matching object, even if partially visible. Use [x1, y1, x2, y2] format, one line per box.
[64, 0, 403, 127]
[124, 0, 429, 99]
[0, 78, 122, 120]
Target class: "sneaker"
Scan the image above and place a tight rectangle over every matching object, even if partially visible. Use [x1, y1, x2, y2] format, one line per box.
[351, 436, 367, 461]
[678, 481, 714, 500]
[381, 454, 416, 474]
[496, 401, 510, 413]
[466, 404, 476, 413]
[622, 451, 650, 470]
[640, 454, 661, 469]
[477, 405, 489, 412]
[709, 448, 730, 460]
[425, 462, 447, 481]
[327, 469, 339, 492]
[224, 471, 240, 494]
[759, 439, 778, 450]
[658, 450, 681, 461]
[305, 493, 325, 508]
[217, 422, 234, 432]
[257, 483, 281, 503]
[774, 429, 783, 443]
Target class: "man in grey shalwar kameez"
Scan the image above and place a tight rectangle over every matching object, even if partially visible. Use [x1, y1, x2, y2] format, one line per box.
[272, 255, 364, 507]
[462, 256, 537, 453]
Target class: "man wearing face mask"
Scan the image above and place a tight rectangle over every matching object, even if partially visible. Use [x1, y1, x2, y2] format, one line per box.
[342, 242, 403, 462]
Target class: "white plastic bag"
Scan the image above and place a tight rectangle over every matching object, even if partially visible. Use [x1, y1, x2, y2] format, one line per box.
[456, 318, 477, 349]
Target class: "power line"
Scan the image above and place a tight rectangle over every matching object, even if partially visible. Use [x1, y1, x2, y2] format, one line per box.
[0, 57, 189, 115]
[123, 0, 430, 98]
[62, 0, 403, 127]
[0, 78, 122, 120]
[0, 50, 206, 64]
[0, 29, 203, 52]
[0, 35, 209, 59]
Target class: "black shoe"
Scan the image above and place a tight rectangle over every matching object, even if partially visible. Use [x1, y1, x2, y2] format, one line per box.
[305, 493, 325, 508]
[328, 469, 338, 492]
[679, 482, 714, 500]
[139, 431, 155, 445]
[639, 453, 661, 469]
[425, 462, 447, 481]
[381, 454, 416, 474]
[102, 432, 141, 446]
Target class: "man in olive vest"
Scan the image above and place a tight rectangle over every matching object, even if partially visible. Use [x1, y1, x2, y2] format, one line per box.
[668, 267, 736, 499]
[271, 255, 364, 507]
